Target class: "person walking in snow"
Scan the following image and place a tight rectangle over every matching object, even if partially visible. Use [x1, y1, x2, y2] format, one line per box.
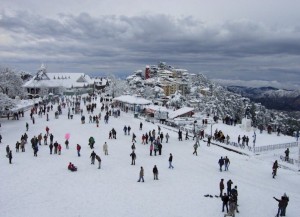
[153, 165, 159, 180]
[90, 151, 96, 164]
[130, 151, 136, 165]
[219, 179, 224, 197]
[103, 142, 108, 155]
[96, 155, 101, 169]
[77, 144, 81, 157]
[123, 125, 127, 135]
[137, 166, 144, 182]
[33, 144, 38, 157]
[132, 133, 136, 142]
[218, 157, 224, 172]
[169, 153, 174, 169]
[26, 122, 29, 131]
[224, 156, 230, 171]
[127, 126, 131, 135]
[193, 143, 199, 156]
[131, 143, 136, 151]
[185, 130, 189, 140]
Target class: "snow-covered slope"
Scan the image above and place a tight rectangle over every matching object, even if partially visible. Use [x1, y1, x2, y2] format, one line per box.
[0, 98, 299, 217]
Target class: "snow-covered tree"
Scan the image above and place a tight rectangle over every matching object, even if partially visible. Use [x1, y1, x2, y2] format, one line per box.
[0, 93, 16, 116]
[0, 67, 26, 98]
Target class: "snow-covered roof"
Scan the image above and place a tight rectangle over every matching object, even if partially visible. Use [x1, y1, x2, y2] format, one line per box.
[144, 105, 170, 112]
[23, 73, 94, 88]
[113, 95, 152, 105]
[168, 107, 194, 119]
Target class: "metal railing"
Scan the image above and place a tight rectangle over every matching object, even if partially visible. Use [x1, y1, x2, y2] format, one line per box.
[254, 142, 298, 153]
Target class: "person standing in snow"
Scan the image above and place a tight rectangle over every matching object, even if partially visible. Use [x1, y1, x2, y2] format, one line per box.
[6, 145, 10, 157]
[137, 166, 144, 182]
[165, 133, 169, 143]
[150, 143, 154, 156]
[227, 179, 233, 196]
[127, 126, 131, 135]
[90, 151, 96, 164]
[169, 153, 174, 169]
[49, 143, 53, 154]
[153, 165, 159, 180]
[77, 144, 81, 157]
[284, 148, 289, 162]
[221, 193, 229, 213]
[8, 150, 12, 164]
[281, 193, 289, 216]
[219, 179, 224, 197]
[96, 155, 101, 169]
[273, 196, 284, 217]
[139, 122, 143, 130]
[65, 139, 69, 149]
[131, 143, 136, 151]
[231, 186, 239, 213]
[26, 122, 29, 131]
[130, 151, 136, 165]
[272, 160, 279, 178]
[58, 144, 62, 155]
[103, 142, 108, 155]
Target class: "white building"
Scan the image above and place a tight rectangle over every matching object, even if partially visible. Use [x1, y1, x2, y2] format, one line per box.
[23, 65, 95, 98]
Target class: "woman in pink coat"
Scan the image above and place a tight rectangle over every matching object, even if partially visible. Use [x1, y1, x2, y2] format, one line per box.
[150, 143, 154, 156]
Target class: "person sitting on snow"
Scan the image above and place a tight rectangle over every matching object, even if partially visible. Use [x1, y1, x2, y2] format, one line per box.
[68, 162, 77, 172]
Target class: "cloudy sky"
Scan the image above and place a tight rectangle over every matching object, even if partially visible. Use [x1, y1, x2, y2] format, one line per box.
[1, 0, 300, 89]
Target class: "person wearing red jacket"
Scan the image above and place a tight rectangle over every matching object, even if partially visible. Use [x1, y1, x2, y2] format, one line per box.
[46, 126, 50, 136]
[77, 144, 81, 157]
[58, 144, 62, 155]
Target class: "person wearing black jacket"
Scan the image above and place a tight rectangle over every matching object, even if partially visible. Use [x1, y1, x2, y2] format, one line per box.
[221, 193, 229, 212]
[130, 151, 136, 165]
[273, 196, 285, 217]
[153, 165, 159, 180]
[90, 151, 96, 164]
[169, 153, 174, 169]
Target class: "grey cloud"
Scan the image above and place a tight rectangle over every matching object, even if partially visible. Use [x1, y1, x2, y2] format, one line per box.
[0, 11, 300, 88]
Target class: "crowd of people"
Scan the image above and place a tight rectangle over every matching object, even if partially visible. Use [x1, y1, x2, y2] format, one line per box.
[0, 93, 291, 216]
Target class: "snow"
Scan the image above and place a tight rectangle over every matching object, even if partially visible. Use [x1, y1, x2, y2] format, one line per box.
[113, 95, 152, 105]
[168, 107, 194, 119]
[0, 97, 300, 217]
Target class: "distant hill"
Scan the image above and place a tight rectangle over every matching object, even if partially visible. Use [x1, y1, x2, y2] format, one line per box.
[226, 86, 300, 111]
